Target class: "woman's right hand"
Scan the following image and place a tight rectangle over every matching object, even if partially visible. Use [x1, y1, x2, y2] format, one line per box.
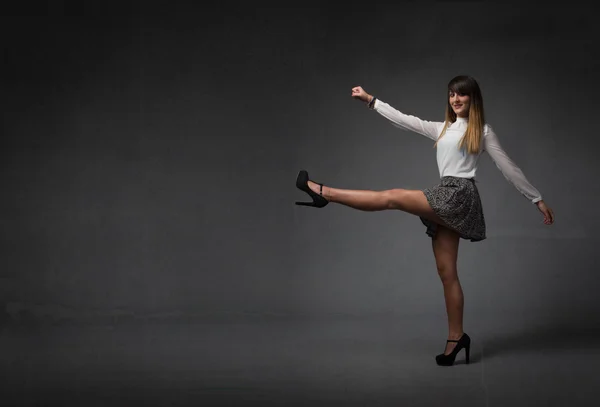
[351, 86, 372, 104]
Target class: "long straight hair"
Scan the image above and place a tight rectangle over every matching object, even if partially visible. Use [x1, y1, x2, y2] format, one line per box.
[434, 75, 485, 155]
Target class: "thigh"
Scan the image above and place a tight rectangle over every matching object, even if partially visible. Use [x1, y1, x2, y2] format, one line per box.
[393, 189, 447, 226]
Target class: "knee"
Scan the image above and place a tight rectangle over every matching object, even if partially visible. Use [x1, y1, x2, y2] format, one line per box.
[436, 263, 458, 285]
[382, 189, 405, 210]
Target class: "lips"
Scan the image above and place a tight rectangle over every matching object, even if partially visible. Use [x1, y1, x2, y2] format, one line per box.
[453, 105, 463, 109]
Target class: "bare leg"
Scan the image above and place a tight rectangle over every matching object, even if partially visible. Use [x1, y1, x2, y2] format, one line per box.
[431, 224, 464, 355]
[308, 180, 446, 225]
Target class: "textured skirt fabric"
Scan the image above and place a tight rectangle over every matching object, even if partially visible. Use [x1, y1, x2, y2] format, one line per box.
[420, 176, 486, 242]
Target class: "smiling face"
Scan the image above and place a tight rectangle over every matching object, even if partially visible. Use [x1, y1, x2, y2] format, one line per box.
[449, 90, 471, 118]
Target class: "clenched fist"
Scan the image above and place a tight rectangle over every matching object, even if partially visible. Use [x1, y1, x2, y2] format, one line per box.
[351, 86, 373, 103]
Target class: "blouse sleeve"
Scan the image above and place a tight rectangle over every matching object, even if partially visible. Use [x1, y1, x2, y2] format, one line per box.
[483, 125, 543, 204]
[372, 99, 444, 141]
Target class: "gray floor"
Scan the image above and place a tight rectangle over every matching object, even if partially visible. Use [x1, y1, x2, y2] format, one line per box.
[1, 315, 598, 407]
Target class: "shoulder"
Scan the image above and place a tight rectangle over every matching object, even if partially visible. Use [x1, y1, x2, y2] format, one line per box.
[481, 124, 498, 152]
[482, 123, 499, 140]
[483, 123, 494, 135]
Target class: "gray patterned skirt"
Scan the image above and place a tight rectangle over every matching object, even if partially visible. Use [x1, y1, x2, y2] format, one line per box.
[420, 176, 486, 242]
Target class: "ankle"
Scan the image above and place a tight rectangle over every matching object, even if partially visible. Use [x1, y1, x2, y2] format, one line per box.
[308, 181, 330, 200]
[448, 331, 464, 340]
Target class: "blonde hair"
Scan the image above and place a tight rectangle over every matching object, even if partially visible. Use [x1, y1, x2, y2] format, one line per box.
[434, 75, 485, 155]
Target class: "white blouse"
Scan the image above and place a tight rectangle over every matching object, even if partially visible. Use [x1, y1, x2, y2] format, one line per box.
[373, 99, 542, 204]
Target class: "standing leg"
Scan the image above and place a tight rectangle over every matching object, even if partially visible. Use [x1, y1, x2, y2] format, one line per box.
[431, 224, 464, 355]
[307, 181, 446, 225]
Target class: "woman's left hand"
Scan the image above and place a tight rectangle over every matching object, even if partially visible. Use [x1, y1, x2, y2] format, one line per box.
[536, 200, 554, 225]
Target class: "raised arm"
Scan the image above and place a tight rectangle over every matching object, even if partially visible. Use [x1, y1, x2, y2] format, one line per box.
[373, 99, 444, 141]
[351, 86, 443, 141]
[483, 125, 542, 204]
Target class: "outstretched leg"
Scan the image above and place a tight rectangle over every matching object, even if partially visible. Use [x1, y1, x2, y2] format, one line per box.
[431, 224, 464, 355]
[308, 180, 446, 225]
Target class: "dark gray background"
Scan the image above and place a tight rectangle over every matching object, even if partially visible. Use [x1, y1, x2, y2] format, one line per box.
[1, 2, 598, 406]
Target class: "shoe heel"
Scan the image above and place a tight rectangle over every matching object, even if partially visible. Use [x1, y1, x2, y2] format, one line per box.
[294, 170, 328, 208]
[435, 332, 471, 367]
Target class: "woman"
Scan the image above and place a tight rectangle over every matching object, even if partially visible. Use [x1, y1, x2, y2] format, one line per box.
[294, 75, 555, 366]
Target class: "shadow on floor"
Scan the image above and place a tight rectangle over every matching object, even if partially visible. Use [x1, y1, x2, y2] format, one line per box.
[476, 318, 600, 361]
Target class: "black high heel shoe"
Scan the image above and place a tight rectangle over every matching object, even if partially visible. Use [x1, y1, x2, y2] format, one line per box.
[435, 333, 471, 366]
[295, 170, 328, 208]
